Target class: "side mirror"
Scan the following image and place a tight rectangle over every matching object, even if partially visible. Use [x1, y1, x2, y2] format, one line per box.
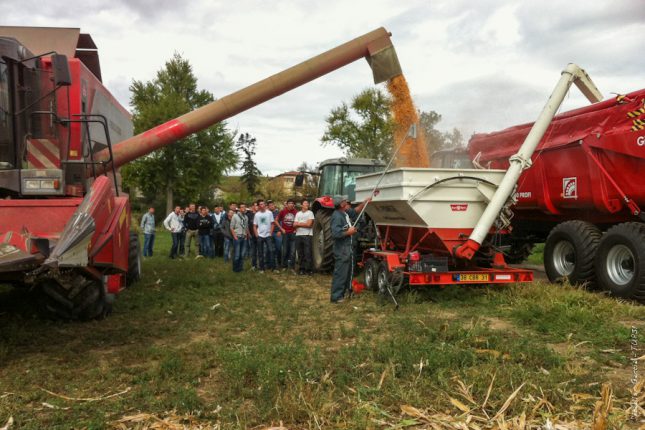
[51, 54, 72, 86]
[294, 173, 305, 187]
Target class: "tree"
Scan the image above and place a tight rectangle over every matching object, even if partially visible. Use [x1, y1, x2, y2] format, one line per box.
[420, 111, 464, 155]
[321, 88, 394, 161]
[236, 132, 262, 196]
[121, 53, 237, 213]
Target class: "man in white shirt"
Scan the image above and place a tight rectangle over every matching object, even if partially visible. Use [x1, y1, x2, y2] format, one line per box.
[294, 199, 315, 274]
[253, 199, 276, 273]
[163, 206, 183, 259]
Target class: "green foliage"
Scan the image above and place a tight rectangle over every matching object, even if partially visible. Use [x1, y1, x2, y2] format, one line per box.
[236, 132, 262, 196]
[420, 110, 465, 155]
[321, 88, 394, 161]
[121, 53, 237, 212]
[322, 88, 464, 162]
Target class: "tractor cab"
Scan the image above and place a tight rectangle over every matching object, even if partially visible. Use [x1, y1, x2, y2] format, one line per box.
[316, 157, 384, 203]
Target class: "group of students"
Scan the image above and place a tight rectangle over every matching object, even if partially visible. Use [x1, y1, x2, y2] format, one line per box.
[141, 198, 316, 274]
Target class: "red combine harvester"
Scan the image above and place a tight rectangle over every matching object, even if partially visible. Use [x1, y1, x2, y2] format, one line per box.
[0, 26, 404, 319]
[355, 64, 604, 300]
[468, 88, 645, 301]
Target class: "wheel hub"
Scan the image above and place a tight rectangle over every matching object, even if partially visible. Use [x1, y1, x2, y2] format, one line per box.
[606, 244, 635, 286]
[553, 241, 575, 276]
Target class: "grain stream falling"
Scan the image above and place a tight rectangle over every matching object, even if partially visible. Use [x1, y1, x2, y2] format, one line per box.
[387, 75, 430, 167]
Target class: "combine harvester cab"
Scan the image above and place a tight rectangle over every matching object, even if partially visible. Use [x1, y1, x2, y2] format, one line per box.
[356, 64, 604, 297]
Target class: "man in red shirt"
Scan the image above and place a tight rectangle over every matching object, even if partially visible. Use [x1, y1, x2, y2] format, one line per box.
[276, 199, 298, 272]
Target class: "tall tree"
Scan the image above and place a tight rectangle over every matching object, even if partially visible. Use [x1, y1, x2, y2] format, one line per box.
[236, 133, 262, 196]
[121, 53, 237, 213]
[420, 110, 464, 155]
[321, 88, 394, 161]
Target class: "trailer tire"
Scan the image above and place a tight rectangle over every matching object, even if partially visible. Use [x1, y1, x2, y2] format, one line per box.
[313, 209, 334, 272]
[504, 242, 535, 264]
[544, 221, 601, 287]
[595, 223, 645, 301]
[40, 275, 111, 321]
[127, 232, 141, 286]
[364, 258, 379, 291]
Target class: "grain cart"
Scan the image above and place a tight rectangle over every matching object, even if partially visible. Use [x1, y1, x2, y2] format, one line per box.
[468, 87, 645, 301]
[0, 26, 403, 319]
[356, 64, 603, 296]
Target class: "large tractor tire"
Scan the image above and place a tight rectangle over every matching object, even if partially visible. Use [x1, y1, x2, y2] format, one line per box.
[313, 209, 334, 272]
[595, 222, 645, 301]
[544, 220, 601, 287]
[504, 241, 535, 264]
[127, 232, 142, 286]
[39, 274, 111, 320]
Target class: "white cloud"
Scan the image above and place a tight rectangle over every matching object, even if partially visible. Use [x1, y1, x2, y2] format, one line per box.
[3, 0, 644, 176]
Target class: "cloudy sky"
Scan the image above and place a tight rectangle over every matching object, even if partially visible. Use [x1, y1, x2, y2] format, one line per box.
[5, 0, 644, 175]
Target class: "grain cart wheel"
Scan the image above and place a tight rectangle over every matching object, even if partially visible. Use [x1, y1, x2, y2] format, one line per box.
[595, 223, 645, 301]
[127, 232, 142, 286]
[40, 274, 111, 321]
[544, 221, 601, 287]
[504, 242, 535, 264]
[376, 262, 392, 296]
[312, 210, 334, 272]
[364, 258, 379, 291]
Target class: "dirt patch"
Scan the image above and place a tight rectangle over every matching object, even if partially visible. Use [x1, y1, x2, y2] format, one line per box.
[479, 316, 515, 332]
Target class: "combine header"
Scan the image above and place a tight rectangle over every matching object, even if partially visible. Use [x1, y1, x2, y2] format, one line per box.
[0, 26, 403, 319]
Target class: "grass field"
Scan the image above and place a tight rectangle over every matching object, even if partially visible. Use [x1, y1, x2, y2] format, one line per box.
[0, 232, 643, 429]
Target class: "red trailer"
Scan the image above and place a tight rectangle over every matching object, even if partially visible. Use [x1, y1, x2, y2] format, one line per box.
[469, 88, 645, 301]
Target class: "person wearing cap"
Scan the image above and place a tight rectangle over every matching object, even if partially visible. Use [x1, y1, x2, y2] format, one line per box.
[330, 195, 371, 303]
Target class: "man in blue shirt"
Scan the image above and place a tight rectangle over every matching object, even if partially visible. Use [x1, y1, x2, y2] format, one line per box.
[140, 207, 155, 257]
[330, 195, 370, 303]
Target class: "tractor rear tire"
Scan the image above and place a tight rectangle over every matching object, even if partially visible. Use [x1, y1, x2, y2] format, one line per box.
[595, 222, 645, 301]
[313, 210, 334, 272]
[127, 232, 141, 286]
[544, 220, 601, 287]
[40, 274, 111, 321]
[364, 258, 379, 291]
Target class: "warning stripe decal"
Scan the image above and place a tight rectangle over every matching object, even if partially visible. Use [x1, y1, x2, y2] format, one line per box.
[26, 139, 60, 169]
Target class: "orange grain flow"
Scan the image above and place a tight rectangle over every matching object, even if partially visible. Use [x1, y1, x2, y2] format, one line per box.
[387, 75, 430, 168]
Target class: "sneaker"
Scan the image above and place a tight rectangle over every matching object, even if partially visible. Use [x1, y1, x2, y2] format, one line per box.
[273, 269, 280, 274]
[331, 298, 344, 304]
[290, 269, 297, 275]
[250, 266, 256, 271]
[259, 270, 265, 274]
[195, 255, 204, 259]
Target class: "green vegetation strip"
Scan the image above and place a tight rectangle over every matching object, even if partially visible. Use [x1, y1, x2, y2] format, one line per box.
[0, 232, 642, 429]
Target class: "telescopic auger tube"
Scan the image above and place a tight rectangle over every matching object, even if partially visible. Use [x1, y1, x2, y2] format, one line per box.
[95, 27, 402, 169]
[454, 64, 603, 261]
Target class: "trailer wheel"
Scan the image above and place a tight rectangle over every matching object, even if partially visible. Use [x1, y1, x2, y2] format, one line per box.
[127, 232, 142, 286]
[504, 242, 535, 264]
[312, 209, 334, 272]
[595, 223, 645, 301]
[364, 258, 379, 291]
[544, 221, 601, 287]
[39, 274, 111, 321]
[376, 262, 391, 296]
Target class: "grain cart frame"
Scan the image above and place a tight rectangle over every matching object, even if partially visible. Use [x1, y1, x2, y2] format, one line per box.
[356, 64, 603, 295]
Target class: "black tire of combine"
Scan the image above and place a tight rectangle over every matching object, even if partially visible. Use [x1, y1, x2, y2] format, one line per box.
[544, 220, 601, 287]
[595, 222, 645, 302]
[127, 232, 142, 286]
[364, 258, 379, 291]
[312, 209, 334, 272]
[40, 274, 111, 321]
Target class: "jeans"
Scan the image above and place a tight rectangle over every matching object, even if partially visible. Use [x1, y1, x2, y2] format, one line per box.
[232, 237, 245, 272]
[143, 233, 155, 257]
[295, 235, 312, 273]
[331, 249, 353, 301]
[247, 236, 258, 268]
[170, 232, 181, 258]
[212, 230, 224, 257]
[282, 232, 296, 268]
[272, 231, 283, 268]
[223, 237, 232, 262]
[178, 231, 186, 256]
[199, 234, 213, 258]
[257, 236, 274, 271]
[185, 229, 199, 256]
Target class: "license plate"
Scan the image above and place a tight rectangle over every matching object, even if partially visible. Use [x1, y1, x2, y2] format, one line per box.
[459, 273, 489, 282]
